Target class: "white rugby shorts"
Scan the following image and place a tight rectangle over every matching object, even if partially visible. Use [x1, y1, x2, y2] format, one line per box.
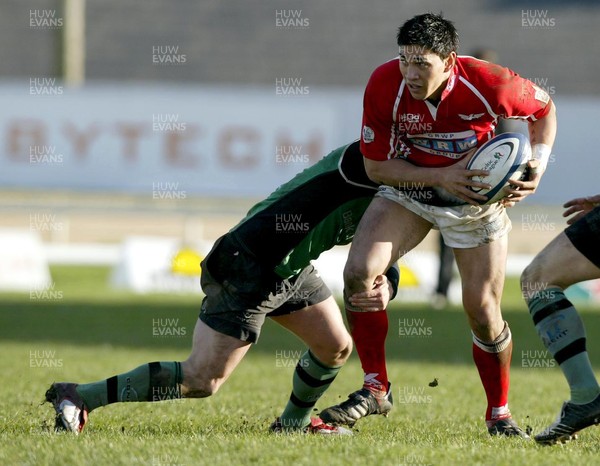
[377, 185, 511, 248]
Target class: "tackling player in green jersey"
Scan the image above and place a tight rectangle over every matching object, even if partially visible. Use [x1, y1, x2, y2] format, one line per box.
[45, 141, 400, 435]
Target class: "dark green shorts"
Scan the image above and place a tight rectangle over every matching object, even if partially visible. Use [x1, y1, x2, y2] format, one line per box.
[565, 205, 600, 268]
[199, 234, 332, 343]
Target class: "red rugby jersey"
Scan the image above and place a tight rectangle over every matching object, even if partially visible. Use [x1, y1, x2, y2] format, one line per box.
[360, 56, 552, 167]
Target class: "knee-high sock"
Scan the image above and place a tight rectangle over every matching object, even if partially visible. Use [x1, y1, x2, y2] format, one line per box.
[76, 362, 183, 411]
[472, 323, 512, 425]
[528, 288, 600, 404]
[346, 309, 389, 393]
[279, 350, 340, 430]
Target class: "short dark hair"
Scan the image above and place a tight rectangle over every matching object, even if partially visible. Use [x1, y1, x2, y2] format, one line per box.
[396, 13, 459, 58]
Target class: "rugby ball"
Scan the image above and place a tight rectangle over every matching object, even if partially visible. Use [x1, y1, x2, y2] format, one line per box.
[467, 132, 532, 205]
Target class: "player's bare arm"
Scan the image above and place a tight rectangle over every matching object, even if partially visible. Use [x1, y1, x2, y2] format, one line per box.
[563, 194, 600, 224]
[363, 156, 491, 205]
[504, 101, 557, 204]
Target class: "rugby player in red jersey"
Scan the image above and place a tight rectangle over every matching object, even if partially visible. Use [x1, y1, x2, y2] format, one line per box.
[320, 13, 557, 437]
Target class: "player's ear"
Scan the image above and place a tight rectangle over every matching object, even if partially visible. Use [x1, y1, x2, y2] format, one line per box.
[443, 52, 457, 72]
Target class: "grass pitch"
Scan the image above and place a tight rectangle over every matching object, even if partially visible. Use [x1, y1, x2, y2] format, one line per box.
[1, 266, 600, 465]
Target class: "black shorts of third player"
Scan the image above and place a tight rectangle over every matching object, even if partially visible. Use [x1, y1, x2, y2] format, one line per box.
[565, 205, 600, 269]
[199, 233, 332, 343]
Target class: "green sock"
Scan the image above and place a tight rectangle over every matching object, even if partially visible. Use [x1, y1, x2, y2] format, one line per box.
[76, 361, 183, 411]
[279, 350, 340, 430]
[528, 288, 600, 404]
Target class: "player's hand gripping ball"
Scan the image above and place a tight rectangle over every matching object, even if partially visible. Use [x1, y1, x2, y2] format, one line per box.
[466, 132, 532, 204]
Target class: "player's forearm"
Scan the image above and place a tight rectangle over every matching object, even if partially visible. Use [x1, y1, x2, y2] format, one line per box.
[363, 157, 440, 187]
[528, 101, 557, 171]
[529, 101, 557, 147]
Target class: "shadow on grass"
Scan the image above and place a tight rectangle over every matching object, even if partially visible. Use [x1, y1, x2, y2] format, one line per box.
[3, 297, 599, 365]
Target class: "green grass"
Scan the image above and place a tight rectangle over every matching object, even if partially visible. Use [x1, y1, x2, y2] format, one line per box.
[1, 266, 600, 465]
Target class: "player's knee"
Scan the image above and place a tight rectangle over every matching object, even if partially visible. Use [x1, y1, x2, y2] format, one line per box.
[520, 257, 561, 298]
[181, 360, 225, 398]
[183, 374, 221, 398]
[343, 263, 365, 294]
[328, 339, 352, 366]
[470, 321, 497, 341]
[339, 336, 353, 362]
[463, 295, 501, 337]
[463, 294, 498, 319]
[521, 259, 543, 292]
[343, 262, 374, 296]
[311, 336, 352, 367]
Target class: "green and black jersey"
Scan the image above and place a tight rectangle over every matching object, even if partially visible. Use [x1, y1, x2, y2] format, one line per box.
[230, 141, 378, 279]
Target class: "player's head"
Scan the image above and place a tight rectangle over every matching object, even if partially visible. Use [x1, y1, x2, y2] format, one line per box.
[396, 13, 459, 101]
[397, 13, 459, 59]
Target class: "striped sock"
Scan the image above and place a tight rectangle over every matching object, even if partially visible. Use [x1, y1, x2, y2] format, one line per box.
[75, 361, 183, 411]
[528, 288, 600, 404]
[279, 350, 341, 430]
[472, 322, 513, 425]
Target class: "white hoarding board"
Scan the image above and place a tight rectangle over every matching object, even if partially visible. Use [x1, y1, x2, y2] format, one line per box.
[0, 84, 341, 197]
[0, 229, 51, 292]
